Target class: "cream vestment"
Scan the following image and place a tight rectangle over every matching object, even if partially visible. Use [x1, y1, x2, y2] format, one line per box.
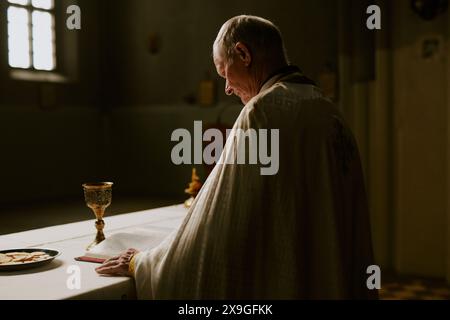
[133, 67, 376, 299]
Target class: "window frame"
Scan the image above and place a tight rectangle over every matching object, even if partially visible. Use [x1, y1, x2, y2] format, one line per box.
[0, 0, 80, 83]
[7, 0, 58, 72]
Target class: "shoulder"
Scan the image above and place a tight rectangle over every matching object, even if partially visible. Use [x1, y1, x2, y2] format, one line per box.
[251, 81, 330, 115]
[247, 82, 336, 120]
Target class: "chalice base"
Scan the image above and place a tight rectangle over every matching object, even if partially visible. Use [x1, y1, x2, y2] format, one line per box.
[86, 233, 105, 251]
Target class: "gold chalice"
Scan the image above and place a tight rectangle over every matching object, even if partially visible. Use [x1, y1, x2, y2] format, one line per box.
[82, 182, 113, 251]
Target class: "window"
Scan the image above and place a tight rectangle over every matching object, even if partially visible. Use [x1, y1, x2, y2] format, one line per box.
[7, 0, 56, 71]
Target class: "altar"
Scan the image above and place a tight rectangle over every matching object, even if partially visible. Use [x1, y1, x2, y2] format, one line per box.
[0, 204, 188, 300]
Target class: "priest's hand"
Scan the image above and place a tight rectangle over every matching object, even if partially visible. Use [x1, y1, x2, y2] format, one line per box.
[95, 248, 139, 277]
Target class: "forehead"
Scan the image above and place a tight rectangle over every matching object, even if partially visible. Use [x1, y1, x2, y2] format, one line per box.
[213, 56, 224, 69]
[213, 51, 226, 77]
[213, 46, 224, 64]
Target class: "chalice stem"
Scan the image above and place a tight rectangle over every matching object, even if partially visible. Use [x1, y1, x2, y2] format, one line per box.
[95, 218, 105, 243]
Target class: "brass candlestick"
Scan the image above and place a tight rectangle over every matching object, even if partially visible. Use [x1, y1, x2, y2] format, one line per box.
[184, 168, 202, 208]
[82, 182, 113, 251]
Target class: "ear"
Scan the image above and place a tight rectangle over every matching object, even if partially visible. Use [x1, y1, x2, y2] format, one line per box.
[234, 42, 252, 67]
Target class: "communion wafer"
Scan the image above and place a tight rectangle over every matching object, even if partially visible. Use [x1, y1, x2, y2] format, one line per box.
[12, 254, 32, 262]
[26, 254, 48, 260]
[30, 252, 46, 256]
[0, 254, 12, 264]
[6, 252, 29, 257]
[0, 250, 55, 265]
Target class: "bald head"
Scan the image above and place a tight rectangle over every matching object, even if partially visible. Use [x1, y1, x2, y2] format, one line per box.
[212, 15, 290, 104]
[213, 15, 289, 65]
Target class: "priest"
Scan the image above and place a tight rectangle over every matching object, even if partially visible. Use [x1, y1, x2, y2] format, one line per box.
[96, 15, 377, 300]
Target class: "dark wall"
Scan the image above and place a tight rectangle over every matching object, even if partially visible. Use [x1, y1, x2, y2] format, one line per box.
[104, 0, 338, 106]
[390, 0, 448, 277]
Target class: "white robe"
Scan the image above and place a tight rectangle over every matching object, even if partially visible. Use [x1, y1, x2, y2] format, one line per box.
[133, 69, 377, 299]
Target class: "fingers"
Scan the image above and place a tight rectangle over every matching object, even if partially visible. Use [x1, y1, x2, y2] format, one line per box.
[95, 261, 118, 274]
[96, 266, 124, 276]
[95, 256, 130, 276]
[103, 255, 120, 264]
[104, 249, 137, 263]
[97, 259, 118, 270]
[94, 248, 138, 276]
[96, 264, 122, 275]
[95, 261, 127, 275]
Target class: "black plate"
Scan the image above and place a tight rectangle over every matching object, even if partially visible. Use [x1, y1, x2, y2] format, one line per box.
[0, 248, 60, 272]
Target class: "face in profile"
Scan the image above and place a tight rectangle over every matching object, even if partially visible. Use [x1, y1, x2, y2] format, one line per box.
[213, 47, 253, 105]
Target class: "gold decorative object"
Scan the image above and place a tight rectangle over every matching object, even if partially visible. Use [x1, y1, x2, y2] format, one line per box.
[82, 182, 113, 251]
[184, 168, 202, 208]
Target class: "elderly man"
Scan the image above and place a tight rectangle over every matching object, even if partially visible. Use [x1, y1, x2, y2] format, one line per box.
[96, 15, 377, 300]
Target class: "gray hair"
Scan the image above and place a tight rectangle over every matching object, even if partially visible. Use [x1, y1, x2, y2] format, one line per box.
[213, 15, 289, 64]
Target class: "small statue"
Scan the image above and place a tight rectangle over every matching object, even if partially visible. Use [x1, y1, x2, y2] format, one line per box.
[184, 168, 202, 208]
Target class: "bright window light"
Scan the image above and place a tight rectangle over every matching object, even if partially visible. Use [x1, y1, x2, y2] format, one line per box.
[7, 0, 56, 71]
[31, 0, 53, 10]
[7, 6, 30, 69]
[32, 11, 54, 70]
[8, 0, 29, 5]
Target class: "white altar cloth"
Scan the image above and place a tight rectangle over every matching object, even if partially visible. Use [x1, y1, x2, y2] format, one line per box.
[0, 204, 187, 300]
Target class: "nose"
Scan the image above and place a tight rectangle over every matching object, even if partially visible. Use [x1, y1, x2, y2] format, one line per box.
[225, 80, 233, 96]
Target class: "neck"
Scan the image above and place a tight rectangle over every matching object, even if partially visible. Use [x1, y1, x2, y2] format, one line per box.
[253, 61, 289, 93]
[241, 59, 288, 104]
